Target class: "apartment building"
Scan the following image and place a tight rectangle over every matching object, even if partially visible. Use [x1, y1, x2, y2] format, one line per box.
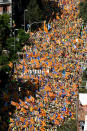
[0, 0, 12, 15]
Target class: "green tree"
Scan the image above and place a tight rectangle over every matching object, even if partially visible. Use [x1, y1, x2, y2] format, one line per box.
[0, 14, 10, 49]
[18, 29, 29, 44]
[0, 55, 9, 65]
[57, 119, 77, 131]
[82, 68, 87, 80]
[79, 0, 87, 24]
[6, 37, 14, 54]
[26, 0, 43, 24]
[5, 29, 29, 61]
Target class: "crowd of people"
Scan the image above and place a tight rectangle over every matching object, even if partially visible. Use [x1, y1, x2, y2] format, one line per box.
[9, 0, 87, 130]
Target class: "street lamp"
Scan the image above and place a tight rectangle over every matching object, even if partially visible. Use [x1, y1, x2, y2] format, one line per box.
[24, 9, 28, 31]
[14, 28, 19, 54]
[11, 28, 19, 75]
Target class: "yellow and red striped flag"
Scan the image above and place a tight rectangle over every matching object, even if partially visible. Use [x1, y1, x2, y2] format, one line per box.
[44, 21, 48, 33]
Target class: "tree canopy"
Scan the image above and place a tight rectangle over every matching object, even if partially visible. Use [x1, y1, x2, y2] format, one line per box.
[57, 119, 77, 131]
[0, 13, 30, 65]
[5, 29, 29, 62]
[0, 14, 10, 48]
[26, 0, 43, 23]
[79, 0, 87, 24]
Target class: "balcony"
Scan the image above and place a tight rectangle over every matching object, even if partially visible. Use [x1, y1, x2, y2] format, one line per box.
[0, 0, 12, 5]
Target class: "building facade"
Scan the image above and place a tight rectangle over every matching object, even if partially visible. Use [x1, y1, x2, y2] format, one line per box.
[0, 0, 12, 15]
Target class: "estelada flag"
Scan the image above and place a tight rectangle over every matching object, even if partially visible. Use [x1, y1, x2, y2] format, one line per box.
[39, 28, 43, 32]
[56, 15, 60, 20]
[20, 117, 25, 122]
[10, 118, 14, 123]
[8, 62, 13, 68]
[11, 101, 18, 106]
[44, 21, 48, 33]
